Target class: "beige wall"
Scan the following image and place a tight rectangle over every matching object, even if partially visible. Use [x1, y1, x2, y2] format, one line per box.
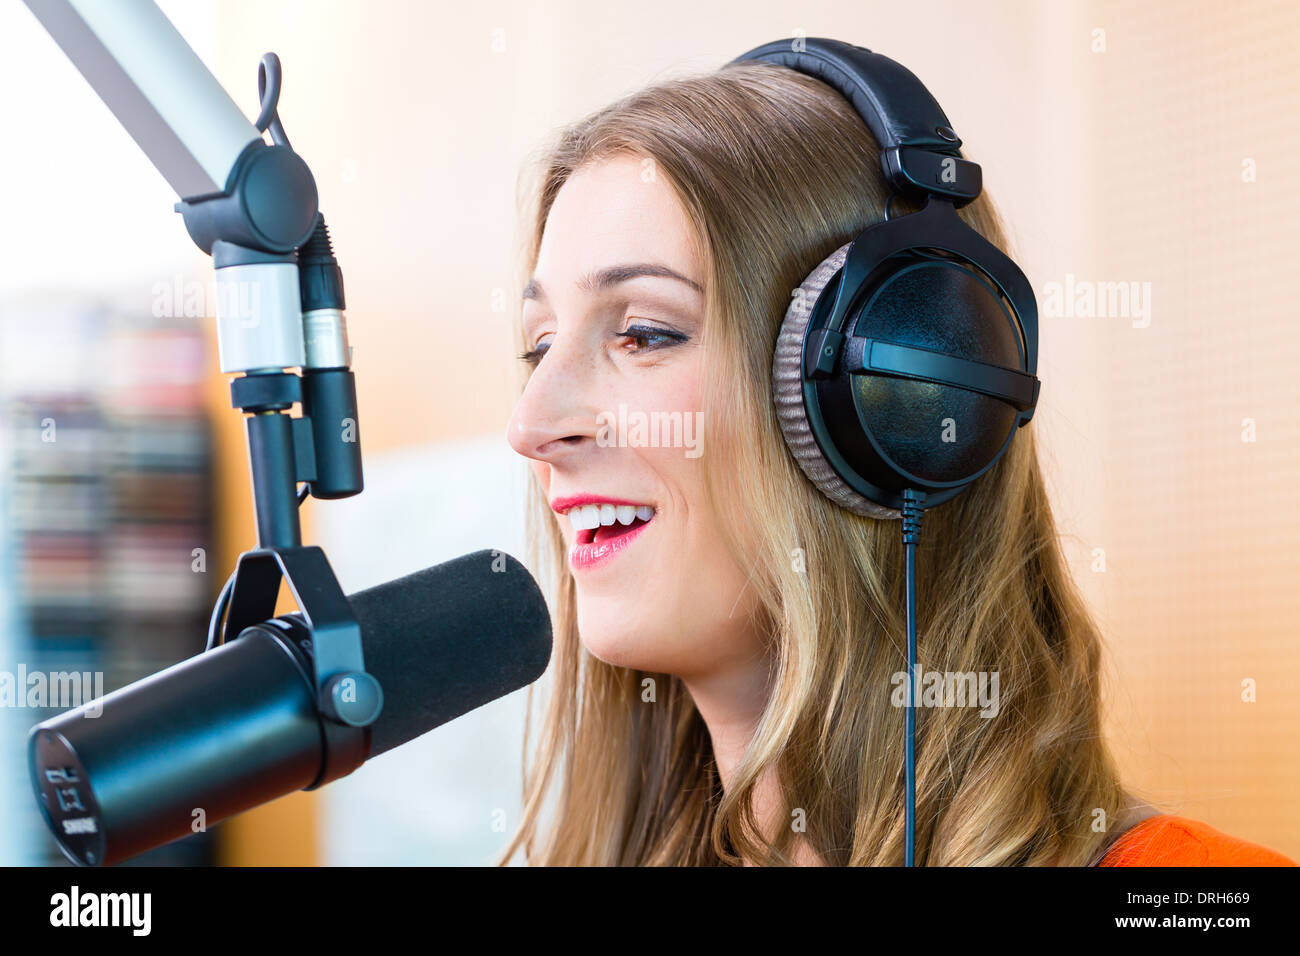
[206, 0, 1299, 861]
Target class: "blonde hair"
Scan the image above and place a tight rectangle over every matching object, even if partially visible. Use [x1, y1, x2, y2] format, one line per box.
[500, 61, 1125, 865]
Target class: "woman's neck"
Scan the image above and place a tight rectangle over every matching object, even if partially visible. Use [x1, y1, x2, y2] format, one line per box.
[681, 660, 825, 865]
[682, 666, 768, 789]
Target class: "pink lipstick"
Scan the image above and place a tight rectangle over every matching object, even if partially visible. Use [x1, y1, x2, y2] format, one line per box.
[552, 495, 656, 572]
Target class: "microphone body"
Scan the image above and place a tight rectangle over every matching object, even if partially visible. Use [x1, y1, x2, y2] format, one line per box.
[29, 550, 552, 866]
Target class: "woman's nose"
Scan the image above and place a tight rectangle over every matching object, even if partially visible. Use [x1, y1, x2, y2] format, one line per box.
[506, 337, 601, 463]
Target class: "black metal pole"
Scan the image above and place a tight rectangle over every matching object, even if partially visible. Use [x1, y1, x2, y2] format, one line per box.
[245, 410, 301, 550]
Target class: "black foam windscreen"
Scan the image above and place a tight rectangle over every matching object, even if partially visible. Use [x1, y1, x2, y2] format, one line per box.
[346, 550, 553, 758]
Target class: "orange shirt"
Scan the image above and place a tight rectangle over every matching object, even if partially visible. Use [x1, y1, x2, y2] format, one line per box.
[1100, 815, 1296, 866]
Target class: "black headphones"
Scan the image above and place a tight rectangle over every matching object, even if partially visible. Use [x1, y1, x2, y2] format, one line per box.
[731, 38, 1040, 518]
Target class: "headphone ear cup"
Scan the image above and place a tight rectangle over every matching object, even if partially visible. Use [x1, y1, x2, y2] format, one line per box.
[773, 242, 902, 520]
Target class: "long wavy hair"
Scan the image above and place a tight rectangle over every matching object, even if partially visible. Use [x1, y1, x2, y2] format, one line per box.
[499, 60, 1125, 866]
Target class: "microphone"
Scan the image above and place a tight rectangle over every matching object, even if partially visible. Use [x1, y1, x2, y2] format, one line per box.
[27, 549, 552, 866]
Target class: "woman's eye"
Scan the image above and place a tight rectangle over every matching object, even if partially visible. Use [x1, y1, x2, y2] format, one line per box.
[519, 324, 689, 366]
[616, 323, 689, 353]
[518, 335, 552, 367]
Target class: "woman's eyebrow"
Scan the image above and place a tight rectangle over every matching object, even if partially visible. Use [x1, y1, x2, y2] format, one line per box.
[522, 263, 703, 301]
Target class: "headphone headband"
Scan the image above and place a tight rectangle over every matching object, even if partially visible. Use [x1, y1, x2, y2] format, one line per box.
[730, 38, 982, 206]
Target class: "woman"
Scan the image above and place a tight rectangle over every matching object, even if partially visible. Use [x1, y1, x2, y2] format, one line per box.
[500, 52, 1294, 866]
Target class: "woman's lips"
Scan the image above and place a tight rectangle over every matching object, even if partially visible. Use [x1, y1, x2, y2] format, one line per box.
[552, 494, 656, 572]
[570, 516, 652, 571]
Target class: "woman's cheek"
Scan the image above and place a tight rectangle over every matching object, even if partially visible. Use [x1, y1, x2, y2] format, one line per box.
[530, 460, 550, 493]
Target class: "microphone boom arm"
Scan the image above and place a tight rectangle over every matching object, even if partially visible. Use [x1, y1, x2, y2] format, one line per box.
[22, 0, 382, 772]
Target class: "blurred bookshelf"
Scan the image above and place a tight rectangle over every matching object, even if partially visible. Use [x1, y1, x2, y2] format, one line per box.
[0, 295, 220, 866]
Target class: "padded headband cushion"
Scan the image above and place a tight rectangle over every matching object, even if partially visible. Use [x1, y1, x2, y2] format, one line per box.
[730, 38, 960, 155]
[772, 243, 902, 520]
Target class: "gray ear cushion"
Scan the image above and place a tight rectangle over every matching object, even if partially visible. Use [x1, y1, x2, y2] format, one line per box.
[772, 242, 902, 520]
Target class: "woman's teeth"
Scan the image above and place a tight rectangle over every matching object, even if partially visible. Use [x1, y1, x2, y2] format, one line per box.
[566, 503, 654, 532]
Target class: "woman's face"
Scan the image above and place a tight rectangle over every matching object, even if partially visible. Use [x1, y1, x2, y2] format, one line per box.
[507, 154, 762, 678]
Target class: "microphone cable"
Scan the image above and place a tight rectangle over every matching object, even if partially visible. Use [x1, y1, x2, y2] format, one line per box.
[205, 482, 310, 652]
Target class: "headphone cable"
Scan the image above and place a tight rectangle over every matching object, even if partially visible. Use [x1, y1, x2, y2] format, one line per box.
[901, 488, 927, 866]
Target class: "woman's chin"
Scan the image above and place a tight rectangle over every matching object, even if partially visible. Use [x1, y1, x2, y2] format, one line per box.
[576, 601, 673, 672]
[577, 612, 643, 668]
